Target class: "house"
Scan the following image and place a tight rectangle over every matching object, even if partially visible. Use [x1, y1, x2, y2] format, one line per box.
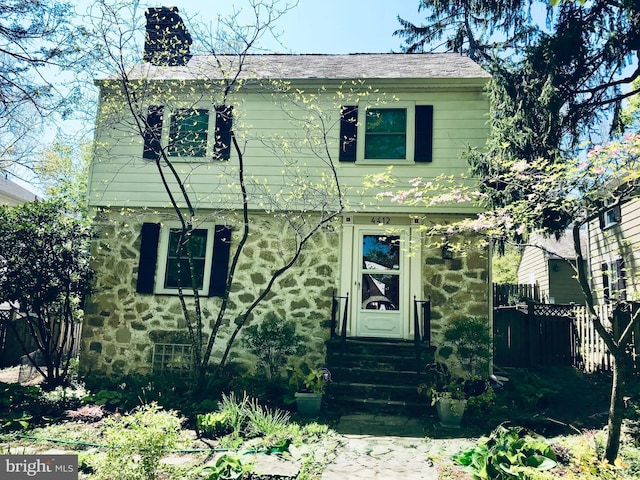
[0, 176, 37, 206]
[517, 231, 588, 304]
[0, 176, 39, 366]
[79, 7, 492, 379]
[587, 196, 640, 305]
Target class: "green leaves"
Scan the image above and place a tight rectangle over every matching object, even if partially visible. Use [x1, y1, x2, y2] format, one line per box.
[453, 425, 557, 479]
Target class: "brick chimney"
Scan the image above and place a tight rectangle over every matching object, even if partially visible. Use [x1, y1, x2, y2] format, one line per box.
[143, 6, 192, 66]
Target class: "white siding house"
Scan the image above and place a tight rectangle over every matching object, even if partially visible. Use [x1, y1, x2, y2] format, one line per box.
[517, 232, 587, 304]
[588, 197, 640, 304]
[80, 7, 492, 377]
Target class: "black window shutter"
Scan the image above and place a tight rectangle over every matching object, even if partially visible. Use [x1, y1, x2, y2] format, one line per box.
[601, 263, 610, 303]
[213, 105, 233, 161]
[143, 106, 164, 160]
[596, 200, 605, 229]
[136, 223, 161, 294]
[414, 105, 433, 162]
[209, 225, 232, 297]
[612, 203, 622, 223]
[339, 106, 358, 162]
[617, 258, 627, 300]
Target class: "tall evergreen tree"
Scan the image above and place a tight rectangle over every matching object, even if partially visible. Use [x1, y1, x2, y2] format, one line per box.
[396, 1, 640, 159]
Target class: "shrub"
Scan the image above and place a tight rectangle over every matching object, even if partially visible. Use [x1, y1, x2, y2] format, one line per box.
[198, 454, 253, 480]
[453, 424, 557, 479]
[241, 314, 303, 381]
[98, 403, 185, 480]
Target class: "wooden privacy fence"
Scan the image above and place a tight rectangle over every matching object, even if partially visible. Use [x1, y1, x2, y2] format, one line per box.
[493, 303, 577, 368]
[574, 302, 640, 373]
[0, 310, 82, 367]
[494, 301, 640, 373]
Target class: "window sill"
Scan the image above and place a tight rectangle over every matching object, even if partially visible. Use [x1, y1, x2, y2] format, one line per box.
[353, 159, 416, 166]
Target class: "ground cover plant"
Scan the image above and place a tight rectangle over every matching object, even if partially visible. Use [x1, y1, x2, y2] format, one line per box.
[1, 366, 640, 479]
[0, 378, 340, 479]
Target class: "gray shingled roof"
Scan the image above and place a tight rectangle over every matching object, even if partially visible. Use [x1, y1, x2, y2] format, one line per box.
[129, 53, 490, 81]
[528, 230, 589, 259]
[0, 177, 37, 205]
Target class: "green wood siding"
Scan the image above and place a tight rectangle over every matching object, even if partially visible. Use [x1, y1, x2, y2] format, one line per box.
[89, 83, 489, 214]
[588, 198, 640, 304]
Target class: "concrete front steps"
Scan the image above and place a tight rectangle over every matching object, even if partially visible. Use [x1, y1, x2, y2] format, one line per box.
[324, 338, 435, 414]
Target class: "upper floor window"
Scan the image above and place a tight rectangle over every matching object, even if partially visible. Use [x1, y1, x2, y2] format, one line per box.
[339, 104, 433, 163]
[167, 109, 209, 158]
[599, 199, 621, 230]
[142, 105, 233, 162]
[365, 108, 407, 159]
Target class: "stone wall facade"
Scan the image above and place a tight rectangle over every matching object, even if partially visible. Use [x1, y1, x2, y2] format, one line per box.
[80, 209, 490, 379]
[80, 208, 340, 377]
[421, 232, 490, 376]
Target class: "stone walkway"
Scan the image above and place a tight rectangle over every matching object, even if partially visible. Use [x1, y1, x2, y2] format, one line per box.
[319, 414, 473, 479]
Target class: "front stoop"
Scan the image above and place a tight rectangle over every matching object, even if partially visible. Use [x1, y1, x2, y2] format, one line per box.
[324, 338, 435, 414]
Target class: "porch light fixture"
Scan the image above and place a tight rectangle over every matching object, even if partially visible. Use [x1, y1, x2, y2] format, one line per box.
[441, 240, 454, 260]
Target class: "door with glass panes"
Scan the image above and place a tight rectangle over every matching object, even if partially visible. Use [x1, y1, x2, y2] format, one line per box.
[354, 227, 409, 338]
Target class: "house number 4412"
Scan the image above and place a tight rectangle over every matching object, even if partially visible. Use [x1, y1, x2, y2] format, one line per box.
[371, 216, 391, 225]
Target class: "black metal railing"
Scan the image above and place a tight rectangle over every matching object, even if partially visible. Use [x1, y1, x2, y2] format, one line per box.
[413, 296, 431, 346]
[413, 296, 431, 373]
[330, 291, 349, 340]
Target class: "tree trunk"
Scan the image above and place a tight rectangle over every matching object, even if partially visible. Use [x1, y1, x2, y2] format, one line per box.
[605, 351, 632, 463]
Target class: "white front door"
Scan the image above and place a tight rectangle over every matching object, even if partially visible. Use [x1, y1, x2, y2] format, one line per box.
[353, 228, 409, 338]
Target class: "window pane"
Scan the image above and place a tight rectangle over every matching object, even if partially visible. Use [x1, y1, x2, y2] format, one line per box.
[366, 109, 406, 133]
[362, 235, 400, 270]
[361, 274, 399, 310]
[365, 108, 406, 159]
[365, 134, 406, 159]
[168, 109, 209, 157]
[165, 228, 208, 289]
[165, 258, 205, 289]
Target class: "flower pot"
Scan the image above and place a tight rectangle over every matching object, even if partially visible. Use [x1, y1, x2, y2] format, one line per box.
[435, 398, 466, 428]
[295, 392, 323, 418]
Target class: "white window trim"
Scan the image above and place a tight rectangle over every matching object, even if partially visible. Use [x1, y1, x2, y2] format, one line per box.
[602, 198, 620, 229]
[356, 102, 416, 164]
[154, 224, 215, 295]
[164, 107, 215, 161]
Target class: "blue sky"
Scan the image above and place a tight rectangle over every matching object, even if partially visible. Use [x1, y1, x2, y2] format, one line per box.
[142, 0, 423, 54]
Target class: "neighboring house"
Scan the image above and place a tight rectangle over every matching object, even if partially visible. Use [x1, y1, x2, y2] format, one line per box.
[517, 231, 588, 305]
[588, 197, 640, 304]
[0, 176, 37, 206]
[0, 176, 38, 365]
[80, 7, 492, 377]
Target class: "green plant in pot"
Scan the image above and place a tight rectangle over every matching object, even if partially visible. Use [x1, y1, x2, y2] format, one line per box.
[418, 363, 468, 428]
[287, 364, 331, 418]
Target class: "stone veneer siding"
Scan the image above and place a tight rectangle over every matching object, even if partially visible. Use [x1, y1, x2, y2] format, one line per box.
[80, 209, 490, 379]
[80, 208, 340, 377]
[422, 230, 490, 376]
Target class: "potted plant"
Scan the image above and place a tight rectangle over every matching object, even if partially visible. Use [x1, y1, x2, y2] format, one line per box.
[431, 377, 467, 428]
[288, 365, 331, 418]
[418, 362, 471, 428]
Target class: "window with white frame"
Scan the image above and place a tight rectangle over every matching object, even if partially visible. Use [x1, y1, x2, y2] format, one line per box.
[142, 105, 233, 161]
[136, 223, 232, 297]
[602, 259, 626, 303]
[155, 226, 214, 294]
[599, 198, 621, 230]
[167, 108, 210, 158]
[364, 108, 407, 159]
[338, 104, 433, 163]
